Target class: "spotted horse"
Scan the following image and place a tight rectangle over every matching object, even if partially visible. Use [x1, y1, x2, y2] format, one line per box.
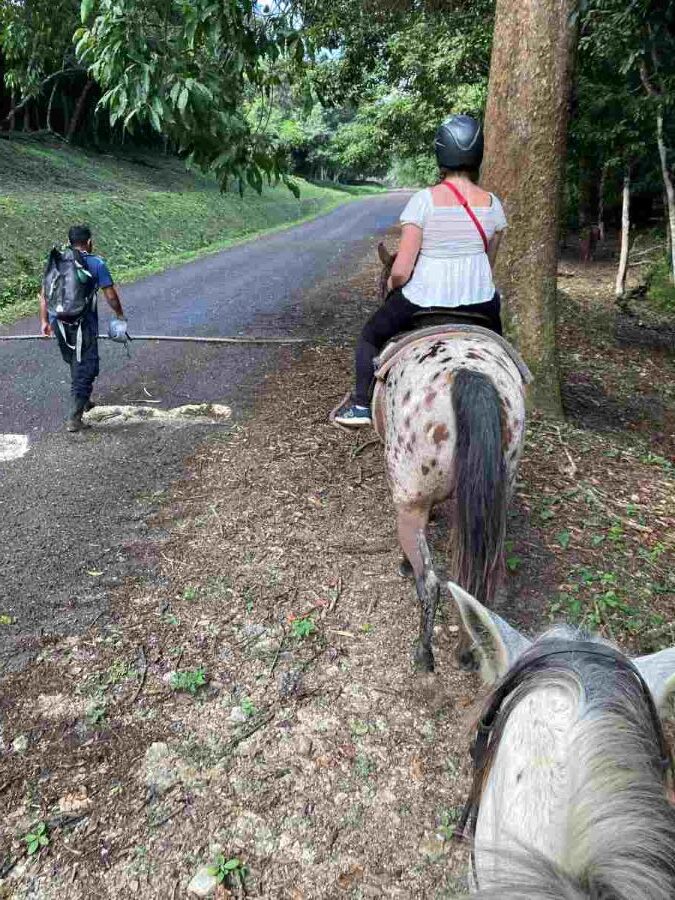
[370, 243, 532, 672]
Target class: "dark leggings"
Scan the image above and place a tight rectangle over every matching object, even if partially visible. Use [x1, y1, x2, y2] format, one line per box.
[354, 287, 502, 406]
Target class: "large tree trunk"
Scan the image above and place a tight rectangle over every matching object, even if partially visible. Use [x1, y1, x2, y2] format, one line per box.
[66, 80, 94, 142]
[597, 161, 607, 242]
[481, 0, 577, 417]
[615, 169, 631, 300]
[655, 106, 675, 283]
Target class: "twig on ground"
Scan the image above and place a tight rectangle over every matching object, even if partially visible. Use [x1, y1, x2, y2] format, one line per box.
[350, 437, 379, 460]
[225, 712, 274, 754]
[131, 646, 147, 704]
[327, 576, 342, 614]
[269, 634, 286, 676]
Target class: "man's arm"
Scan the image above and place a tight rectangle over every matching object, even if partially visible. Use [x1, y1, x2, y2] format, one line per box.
[39, 291, 52, 336]
[101, 285, 125, 319]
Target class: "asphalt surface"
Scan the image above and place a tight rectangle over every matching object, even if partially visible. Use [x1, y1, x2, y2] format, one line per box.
[0, 192, 408, 673]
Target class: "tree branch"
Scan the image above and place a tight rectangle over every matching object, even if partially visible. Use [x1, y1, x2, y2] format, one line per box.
[1, 69, 87, 126]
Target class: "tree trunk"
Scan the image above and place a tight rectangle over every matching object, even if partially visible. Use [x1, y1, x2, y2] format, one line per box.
[481, 0, 577, 417]
[597, 161, 607, 242]
[615, 169, 631, 299]
[46, 80, 58, 134]
[655, 106, 675, 283]
[66, 80, 94, 142]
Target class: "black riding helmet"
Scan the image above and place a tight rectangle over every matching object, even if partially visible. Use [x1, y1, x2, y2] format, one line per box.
[434, 115, 484, 170]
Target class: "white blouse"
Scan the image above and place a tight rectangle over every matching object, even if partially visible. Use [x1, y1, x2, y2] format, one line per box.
[399, 187, 507, 307]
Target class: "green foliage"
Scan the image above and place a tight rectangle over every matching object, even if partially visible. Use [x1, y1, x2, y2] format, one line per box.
[647, 257, 675, 312]
[207, 855, 248, 888]
[0, 0, 81, 98]
[170, 667, 207, 695]
[0, 138, 356, 323]
[23, 822, 49, 855]
[74, 0, 303, 190]
[291, 616, 316, 639]
[240, 697, 257, 718]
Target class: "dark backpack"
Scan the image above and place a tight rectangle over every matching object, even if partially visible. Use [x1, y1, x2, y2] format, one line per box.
[43, 246, 96, 325]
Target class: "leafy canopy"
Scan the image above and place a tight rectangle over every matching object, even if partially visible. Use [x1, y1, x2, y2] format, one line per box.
[75, 0, 305, 192]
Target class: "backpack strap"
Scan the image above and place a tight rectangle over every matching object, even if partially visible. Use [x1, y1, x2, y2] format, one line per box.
[441, 181, 489, 253]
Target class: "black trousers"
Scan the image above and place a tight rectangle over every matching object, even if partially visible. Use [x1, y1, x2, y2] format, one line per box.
[354, 288, 502, 406]
[53, 311, 100, 406]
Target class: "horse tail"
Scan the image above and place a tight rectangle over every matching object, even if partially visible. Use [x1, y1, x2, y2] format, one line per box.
[451, 368, 506, 606]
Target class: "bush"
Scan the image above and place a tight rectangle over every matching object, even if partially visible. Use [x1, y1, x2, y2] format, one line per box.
[646, 256, 675, 314]
[387, 155, 438, 188]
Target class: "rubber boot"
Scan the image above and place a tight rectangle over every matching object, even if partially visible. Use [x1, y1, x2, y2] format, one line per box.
[66, 398, 87, 433]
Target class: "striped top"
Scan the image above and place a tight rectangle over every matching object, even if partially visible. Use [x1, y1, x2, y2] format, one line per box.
[399, 187, 507, 308]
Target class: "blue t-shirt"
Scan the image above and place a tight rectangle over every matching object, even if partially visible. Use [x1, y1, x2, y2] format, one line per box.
[81, 252, 114, 290]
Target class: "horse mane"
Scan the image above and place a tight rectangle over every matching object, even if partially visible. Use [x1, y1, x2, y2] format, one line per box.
[469, 629, 675, 900]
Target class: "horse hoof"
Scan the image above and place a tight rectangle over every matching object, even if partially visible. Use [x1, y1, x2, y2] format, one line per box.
[457, 647, 480, 672]
[414, 645, 435, 673]
[398, 557, 414, 579]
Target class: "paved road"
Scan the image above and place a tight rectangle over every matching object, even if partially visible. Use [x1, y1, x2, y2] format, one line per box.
[0, 193, 407, 673]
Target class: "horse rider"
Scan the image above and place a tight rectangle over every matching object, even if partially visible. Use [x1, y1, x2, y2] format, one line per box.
[333, 114, 507, 428]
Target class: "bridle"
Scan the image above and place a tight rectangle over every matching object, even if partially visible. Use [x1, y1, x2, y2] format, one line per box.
[455, 640, 673, 883]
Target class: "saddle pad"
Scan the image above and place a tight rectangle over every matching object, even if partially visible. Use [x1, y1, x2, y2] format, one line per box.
[373, 324, 533, 386]
[370, 326, 532, 441]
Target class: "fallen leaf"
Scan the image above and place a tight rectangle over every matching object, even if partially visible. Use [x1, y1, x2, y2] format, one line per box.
[410, 756, 424, 782]
[337, 865, 364, 891]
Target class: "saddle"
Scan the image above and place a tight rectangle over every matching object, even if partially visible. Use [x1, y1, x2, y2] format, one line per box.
[370, 323, 532, 439]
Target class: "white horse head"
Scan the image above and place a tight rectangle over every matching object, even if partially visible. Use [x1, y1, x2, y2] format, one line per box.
[449, 581, 675, 898]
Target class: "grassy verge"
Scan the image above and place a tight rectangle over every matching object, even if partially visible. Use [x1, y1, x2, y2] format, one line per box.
[0, 136, 380, 325]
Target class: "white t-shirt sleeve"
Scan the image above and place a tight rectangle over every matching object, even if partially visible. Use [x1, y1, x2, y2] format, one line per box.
[491, 194, 507, 232]
[400, 189, 430, 228]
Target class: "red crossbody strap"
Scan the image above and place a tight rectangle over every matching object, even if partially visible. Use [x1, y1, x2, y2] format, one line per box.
[441, 181, 489, 253]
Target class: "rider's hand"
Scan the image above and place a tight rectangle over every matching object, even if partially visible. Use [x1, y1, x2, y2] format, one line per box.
[40, 320, 52, 337]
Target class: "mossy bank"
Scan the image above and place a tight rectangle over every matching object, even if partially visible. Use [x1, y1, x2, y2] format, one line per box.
[0, 136, 379, 324]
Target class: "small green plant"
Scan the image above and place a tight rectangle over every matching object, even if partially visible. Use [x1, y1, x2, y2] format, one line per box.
[0, 613, 15, 625]
[291, 616, 316, 639]
[556, 530, 571, 549]
[170, 668, 207, 695]
[207, 855, 248, 888]
[86, 704, 107, 726]
[24, 822, 49, 855]
[240, 697, 257, 718]
[183, 586, 198, 601]
[361, 623, 374, 634]
[437, 807, 461, 841]
[639, 451, 672, 472]
[354, 753, 375, 778]
[607, 522, 624, 543]
[506, 553, 522, 573]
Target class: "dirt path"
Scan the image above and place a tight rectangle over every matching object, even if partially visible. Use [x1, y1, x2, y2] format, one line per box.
[0, 194, 406, 676]
[0, 251, 673, 898]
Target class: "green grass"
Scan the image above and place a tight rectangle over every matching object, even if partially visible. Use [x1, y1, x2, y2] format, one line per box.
[0, 136, 380, 323]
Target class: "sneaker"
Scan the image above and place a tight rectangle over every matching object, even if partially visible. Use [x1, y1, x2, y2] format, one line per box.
[333, 400, 372, 427]
[66, 412, 83, 433]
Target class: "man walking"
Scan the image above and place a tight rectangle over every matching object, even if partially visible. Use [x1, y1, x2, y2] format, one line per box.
[39, 225, 126, 432]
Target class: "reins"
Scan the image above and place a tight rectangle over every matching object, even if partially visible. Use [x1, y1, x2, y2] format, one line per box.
[455, 640, 674, 883]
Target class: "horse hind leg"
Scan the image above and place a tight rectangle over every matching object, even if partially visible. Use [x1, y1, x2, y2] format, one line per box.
[396, 504, 438, 672]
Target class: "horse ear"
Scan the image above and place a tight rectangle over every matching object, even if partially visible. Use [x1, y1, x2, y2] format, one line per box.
[447, 582, 531, 684]
[633, 648, 675, 718]
[377, 242, 394, 266]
